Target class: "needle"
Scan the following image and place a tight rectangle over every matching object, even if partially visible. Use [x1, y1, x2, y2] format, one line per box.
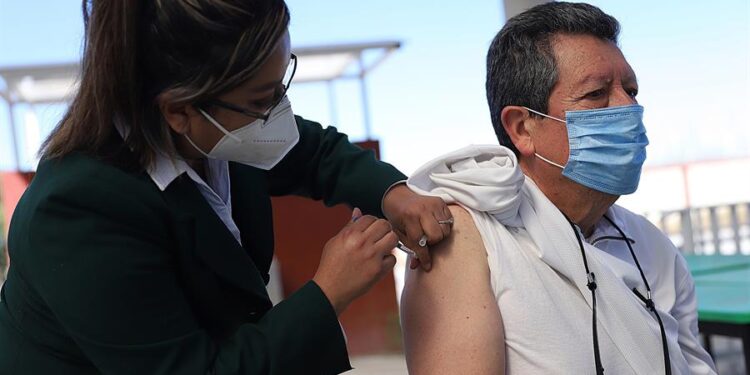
[396, 242, 418, 258]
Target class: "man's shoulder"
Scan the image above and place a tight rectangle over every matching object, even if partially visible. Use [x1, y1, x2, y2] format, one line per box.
[446, 204, 485, 248]
[611, 204, 669, 240]
[420, 204, 489, 271]
[610, 204, 685, 263]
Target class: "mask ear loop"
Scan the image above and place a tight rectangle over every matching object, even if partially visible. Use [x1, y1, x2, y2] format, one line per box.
[198, 108, 242, 142]
[183, 134, 211, 158]
[523, 106, 566, 123]
[182, 108, 240, 158]
[534, 153, 565, 169]
[523, 107, 568, 169]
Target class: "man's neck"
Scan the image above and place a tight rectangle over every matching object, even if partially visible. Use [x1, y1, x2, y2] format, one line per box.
[521, 165, 617, 237]
[557, 197, 613, 237]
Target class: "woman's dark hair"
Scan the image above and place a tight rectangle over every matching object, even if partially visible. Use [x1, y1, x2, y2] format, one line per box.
[42, 0, 290, 168]
[485, 2, 620, 154]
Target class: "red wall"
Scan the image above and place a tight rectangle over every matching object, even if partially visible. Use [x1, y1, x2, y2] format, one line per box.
[271, 196, 402, 355]
[1, 171, 35, 269]
[0, 172, 33, 234]
[271, 140, 402, 355]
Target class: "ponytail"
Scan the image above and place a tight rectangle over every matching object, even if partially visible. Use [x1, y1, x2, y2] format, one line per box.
[42, 1, 158, 167]
[42, 0, 290, 169]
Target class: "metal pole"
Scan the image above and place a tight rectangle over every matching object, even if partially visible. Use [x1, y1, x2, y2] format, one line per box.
[6, 102, 21, 171]
[730, 204, 741, 254]
[709, 206, 721, 253]
[659, 213, 669, 236]
[698, 208, 709, 252]
[502, 0, 550, 21]
[358, 53, 373, 140]
[327, 80, 339, 126]
[681, 209, 695, 253]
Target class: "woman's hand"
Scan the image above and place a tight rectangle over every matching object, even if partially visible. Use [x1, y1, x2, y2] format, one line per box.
[382, 184, 453, 271]
[313, 208, 399, 315]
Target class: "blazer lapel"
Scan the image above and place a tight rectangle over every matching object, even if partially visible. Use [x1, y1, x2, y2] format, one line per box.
[228, 163, 275, 284]
[161, 175, 271, 306]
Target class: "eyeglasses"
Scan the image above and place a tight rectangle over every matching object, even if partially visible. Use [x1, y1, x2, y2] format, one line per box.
[204, 53, 297, 122]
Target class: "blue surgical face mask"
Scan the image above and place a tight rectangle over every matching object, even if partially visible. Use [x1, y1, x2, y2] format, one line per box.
[524, 104, 649, 196]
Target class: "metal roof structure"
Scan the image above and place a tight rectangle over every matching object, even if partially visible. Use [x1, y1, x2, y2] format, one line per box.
[0, 40, 401, 171]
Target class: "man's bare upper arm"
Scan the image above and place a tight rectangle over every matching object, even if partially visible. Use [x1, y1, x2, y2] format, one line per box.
[401, 205, 505, 375]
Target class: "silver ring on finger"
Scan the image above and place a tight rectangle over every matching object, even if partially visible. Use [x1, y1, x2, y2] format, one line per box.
[437, 218, 454, 225]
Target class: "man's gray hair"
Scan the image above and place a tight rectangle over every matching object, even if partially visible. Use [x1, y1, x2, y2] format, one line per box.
[486, 2, 620, 154]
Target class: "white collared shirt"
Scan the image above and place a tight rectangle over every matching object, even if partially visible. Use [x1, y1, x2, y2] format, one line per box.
[114, 123, 242, 245]
[148, 154, 242, 245]
[584, 206, 717, 374]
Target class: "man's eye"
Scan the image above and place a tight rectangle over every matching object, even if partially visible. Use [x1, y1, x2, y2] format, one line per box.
[584, 89, 606, 99]
[627, 89, 639, 98]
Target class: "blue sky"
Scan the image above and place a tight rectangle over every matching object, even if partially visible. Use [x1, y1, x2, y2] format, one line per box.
[1, 0, 748, 175]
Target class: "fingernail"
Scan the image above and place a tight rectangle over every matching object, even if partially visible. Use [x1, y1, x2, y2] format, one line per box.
[351, 207, 362, 221]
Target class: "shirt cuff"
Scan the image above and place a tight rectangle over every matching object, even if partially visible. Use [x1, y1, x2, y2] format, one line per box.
[380, 180, 407, 218]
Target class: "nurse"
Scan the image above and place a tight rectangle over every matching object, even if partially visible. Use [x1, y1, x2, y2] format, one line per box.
[0, 1, 451, 374]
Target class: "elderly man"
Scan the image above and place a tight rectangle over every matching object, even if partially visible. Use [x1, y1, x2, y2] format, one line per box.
[400, 2, 717, 374]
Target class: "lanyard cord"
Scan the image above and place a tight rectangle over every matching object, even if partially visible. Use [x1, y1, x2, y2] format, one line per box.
[564, 214, 605, 375]
[602, 215, 672, 375]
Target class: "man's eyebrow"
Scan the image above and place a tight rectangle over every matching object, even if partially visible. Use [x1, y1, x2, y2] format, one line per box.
[622, 73, 638, 86]
[575, 74, 612, 86]
[575, 73, 638, 86]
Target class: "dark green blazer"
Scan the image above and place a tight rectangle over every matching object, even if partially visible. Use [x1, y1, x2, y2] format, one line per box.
[0, 116, 405, 374]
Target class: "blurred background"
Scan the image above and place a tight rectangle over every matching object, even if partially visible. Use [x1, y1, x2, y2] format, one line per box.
[1, 0, 748, 374]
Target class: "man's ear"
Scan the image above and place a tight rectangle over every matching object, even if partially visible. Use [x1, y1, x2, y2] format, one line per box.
[157, 91, 198, 135]
[500, 105, 536, 157]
